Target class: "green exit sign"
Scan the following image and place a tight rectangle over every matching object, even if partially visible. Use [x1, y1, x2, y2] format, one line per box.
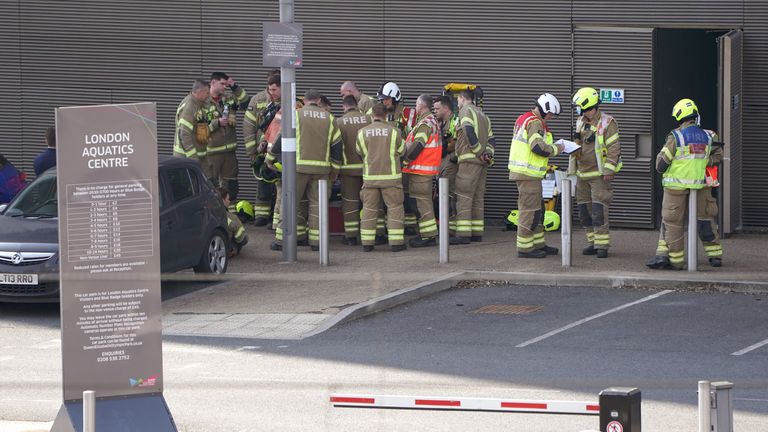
[600, 88, 624, 104]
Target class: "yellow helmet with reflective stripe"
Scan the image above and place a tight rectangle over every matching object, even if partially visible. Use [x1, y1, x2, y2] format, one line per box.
[672, 98, 699, 122]
[572, 87, 600, 114]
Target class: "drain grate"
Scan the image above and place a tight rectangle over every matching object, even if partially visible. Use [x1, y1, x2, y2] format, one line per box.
[471, 304, 543, 315]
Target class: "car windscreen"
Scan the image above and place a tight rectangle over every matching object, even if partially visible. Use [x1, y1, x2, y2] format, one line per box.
[3, 174, 58, 218]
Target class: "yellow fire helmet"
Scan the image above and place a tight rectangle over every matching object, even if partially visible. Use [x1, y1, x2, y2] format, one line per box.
[672, 98, 699, 122]
[572, 87, 599, 115]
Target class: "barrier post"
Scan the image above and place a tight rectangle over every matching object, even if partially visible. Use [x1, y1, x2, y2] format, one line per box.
[319, 179, 329, 266]
[688, 190, 698, 272]
[710, 381, 734, 432]
[561, 178, 572, 267]
[698, 380, 711, 432]
[439, 178, 449, 264]
[83, 390, 95, 432]
[599, 387, 641, 432]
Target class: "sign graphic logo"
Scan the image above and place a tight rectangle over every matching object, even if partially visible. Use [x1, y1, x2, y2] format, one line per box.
[11, 253, 23, 265]
[129, 374, 159, 388]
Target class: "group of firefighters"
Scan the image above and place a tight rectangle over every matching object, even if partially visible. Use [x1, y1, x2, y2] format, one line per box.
[174, 70, 724, 270]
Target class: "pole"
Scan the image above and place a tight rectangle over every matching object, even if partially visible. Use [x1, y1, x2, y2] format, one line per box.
[438, 177, 449, 264]
[698, 380, 711, 432]
[688, 190, 698, 272]
[83, 390, 95, 432]
[561, 178, 572, 267]
[280, 0, 297, 263]
[319, 179, 329, 266]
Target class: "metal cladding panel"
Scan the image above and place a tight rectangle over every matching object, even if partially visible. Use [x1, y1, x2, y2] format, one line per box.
[574, 29, 654, 227]
[381, 0, 573, 223]
[743, 1, 768, 229]
[572, 0, 744, 28]
[0, 2, 23, 171]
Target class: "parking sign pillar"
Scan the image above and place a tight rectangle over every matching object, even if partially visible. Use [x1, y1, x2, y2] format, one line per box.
[279, 0, 297, 263]
[599, 387, 641, 432]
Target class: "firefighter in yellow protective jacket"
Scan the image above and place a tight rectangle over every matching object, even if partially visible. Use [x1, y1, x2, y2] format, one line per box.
[243, 71, 281, 226]
[450, 90, 495, 245]
[205, 72, 249, 207]
[404, 94, 442, 248]
[270, 89, 342, 251]
[569, 87, 622, 258]
[174, 79, 212, 178]
[356, 103, 407, 252]
[647, 98, 724, 270]
[334, 95, 372, 245]
[508, 93, 565, 258]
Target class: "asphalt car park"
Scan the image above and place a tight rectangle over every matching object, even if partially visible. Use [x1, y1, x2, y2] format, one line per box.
[0, 156, 231, 302]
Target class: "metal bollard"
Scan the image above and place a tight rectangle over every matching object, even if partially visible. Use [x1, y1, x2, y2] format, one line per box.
[83, 390, 95, 432]
[439, 178, 449, 264]
[698, 380, 711, 432]
[561, 178, 572, 267]
[688, 190, 698, 272]
[710, 381, 734, 432]
[319, 179, 329, 266]
[599, 387, 641, 432]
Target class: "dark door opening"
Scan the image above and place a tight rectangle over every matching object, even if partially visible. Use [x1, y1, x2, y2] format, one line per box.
[652, 29, 727, 226]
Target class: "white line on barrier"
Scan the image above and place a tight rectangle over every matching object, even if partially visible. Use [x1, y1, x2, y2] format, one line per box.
[731, 337, 768, 356]
[515, 290, 674, 348]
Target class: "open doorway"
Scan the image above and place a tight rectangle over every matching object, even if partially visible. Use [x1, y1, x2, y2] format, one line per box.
[652, 28, 727, 225]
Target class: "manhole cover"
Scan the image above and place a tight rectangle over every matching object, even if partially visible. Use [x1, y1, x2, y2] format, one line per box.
[471, 304, 543, 315]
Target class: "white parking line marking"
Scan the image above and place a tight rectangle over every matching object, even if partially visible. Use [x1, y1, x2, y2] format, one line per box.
[731, 338, 768, 356]
[516, 290, 674, 348]
[735, 398, 768, 402]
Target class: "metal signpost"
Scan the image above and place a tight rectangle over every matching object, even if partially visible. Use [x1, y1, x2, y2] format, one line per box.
[51, 103, 176, 432]
[264, 4, 302, 263]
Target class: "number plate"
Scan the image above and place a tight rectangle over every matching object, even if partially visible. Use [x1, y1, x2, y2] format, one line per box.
[0, 273, 39, 285]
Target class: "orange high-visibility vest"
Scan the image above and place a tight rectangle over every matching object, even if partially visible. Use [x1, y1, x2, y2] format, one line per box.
[403, 114, 441, 175]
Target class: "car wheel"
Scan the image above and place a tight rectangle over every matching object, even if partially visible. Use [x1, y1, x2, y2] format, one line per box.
[193, 231, 228, 274]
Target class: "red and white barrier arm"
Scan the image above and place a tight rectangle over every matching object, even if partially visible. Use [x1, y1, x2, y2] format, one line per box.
[330, 394, 600, 415]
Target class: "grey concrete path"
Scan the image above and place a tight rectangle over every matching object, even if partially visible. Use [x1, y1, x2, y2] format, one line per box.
[161, 225, 768, 340]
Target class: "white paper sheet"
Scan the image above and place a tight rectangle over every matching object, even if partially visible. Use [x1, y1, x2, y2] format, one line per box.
[555, 139, 581, 154]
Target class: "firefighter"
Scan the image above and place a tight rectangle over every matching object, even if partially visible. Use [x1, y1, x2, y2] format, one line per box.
[569, 87, 622, 258]
[404, 94, 441, 248]
[450, 90, 495, 245]
[218, 188, 249, 257]
[340, 81, 375, 115]
[356, 102, 407, 252]
[205, 72, 249, 208]
[434, 95, 459, 234]
[334, 95, 372, 245]
[174, 79, 212, 178]
[243, 71, 281, 226]
[271, 89, 342, 252]
[647, 98, 723, 270]
[508, 93, 565, 258]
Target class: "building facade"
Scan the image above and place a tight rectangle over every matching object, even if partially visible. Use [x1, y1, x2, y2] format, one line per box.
[1, 0, 766, 231]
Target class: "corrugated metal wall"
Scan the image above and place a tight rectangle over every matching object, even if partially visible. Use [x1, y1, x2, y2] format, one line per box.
[2, 0, 767, 229]
[573, 27, 655, 227]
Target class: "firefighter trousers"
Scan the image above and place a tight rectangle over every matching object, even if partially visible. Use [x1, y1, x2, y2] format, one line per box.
[455, 162, 486, 238]
[254, 179, 275, 222]
[208, 151, 239, 201]
[340, 173, 363, 240]
[360, 183, 405, 246]
[656, 187, 723, 264]
[403, 174, 417, 230]
[275, 175, 320, 245]
[407, 173, 437, 239]
[439, 155, 458, 234]
[576, 177, 613, 250]
[515, 180, 546, 253]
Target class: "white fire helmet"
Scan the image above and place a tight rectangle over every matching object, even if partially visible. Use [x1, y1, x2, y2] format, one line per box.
[537, 93, 561, 116]
[377, 82, 402, 103]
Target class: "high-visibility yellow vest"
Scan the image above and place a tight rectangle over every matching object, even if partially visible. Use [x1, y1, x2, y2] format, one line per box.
[508, 111, 551, 179]
[662, 125, 712, 190]
[575, 113, 623, 178]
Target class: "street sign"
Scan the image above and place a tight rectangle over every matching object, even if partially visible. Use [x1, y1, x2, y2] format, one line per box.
[606, 420, 624, 432]
[600, 88, 625, 104]
[263, 22, 303, 68]
[52, 102, 176, 432]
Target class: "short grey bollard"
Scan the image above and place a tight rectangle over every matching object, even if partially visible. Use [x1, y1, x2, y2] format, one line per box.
[438, 178, 449, 264]
[698, 380, 711, 432]
[319, 179, 329, 266]
[710, 381, 734, 432]
[688, 190, 698, 272]
[561, 178, 572, 267]
[600, 387, 641, 432]
[83, 390, 95, 432]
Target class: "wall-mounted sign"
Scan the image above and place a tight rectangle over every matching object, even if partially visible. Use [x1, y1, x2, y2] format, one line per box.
[600, 89, 625, 104]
